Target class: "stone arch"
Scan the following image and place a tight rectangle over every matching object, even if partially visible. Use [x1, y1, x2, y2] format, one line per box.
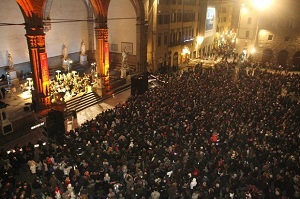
[277, 50, 288, 67]
[43, 0, 92, 31]
[108, 0, 146, 72]
[43, 0, 92, 18]
[292, 51, 300, 68]
[173, 52, 179, 67]
[128, 0, 146, 72]
[261, 48, 273, 63]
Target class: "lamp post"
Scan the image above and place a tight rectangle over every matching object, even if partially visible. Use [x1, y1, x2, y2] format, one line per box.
[55, 70, 61, 80]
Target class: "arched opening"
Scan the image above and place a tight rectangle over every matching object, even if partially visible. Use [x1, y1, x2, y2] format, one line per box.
[173, 52, 178, 67]
[277, 50, 288, 67]
[292, 51, 300, 70]
[192, 51, 196, 59]
[44, 0, 89, 66]
[261, 48, 273, 63]
[108, 0, 142, 74]
[0, 0, 28, 76]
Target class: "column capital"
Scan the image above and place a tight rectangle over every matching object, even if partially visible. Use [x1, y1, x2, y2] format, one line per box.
[95, 28, 108, 41]
[26, 34, 46, 50]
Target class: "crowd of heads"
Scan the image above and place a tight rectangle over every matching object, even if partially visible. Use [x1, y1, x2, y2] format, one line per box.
[0, 63, 300, 199]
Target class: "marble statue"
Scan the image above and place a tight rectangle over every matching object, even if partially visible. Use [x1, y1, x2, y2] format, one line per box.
[121, 49, 129, 68]
[8, 54, 14, 70]
[81, 41, 86, 55]
[62, 45, 68, 60]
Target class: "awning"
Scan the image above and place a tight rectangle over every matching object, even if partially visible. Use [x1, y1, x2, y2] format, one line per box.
[200, 36, 215, 47]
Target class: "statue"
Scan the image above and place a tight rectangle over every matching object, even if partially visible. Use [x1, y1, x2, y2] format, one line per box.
[8, 54, 14, 70]
[121, 49, 129, 68]
[80, 41, 86, 55]
[62, 45, 68, 60]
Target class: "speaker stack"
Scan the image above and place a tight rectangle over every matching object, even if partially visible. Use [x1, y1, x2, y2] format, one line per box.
[46, 109, 65, 142]
[131, 73, 148, 95]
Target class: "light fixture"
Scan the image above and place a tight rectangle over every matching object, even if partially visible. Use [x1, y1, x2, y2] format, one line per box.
[196, 36, 204, 46]
[252, 0, 272, 10]
[182, 47, 190, 55]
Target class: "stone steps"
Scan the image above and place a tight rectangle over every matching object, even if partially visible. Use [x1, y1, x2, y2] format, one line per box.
[113, 63, 136, 72]
[64, 91, 103, 117]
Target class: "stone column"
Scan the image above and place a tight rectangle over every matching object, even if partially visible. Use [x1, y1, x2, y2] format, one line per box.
[95, 28, 110, 77]
[25, 28, 51, 111]
[136, 19, 147, 73]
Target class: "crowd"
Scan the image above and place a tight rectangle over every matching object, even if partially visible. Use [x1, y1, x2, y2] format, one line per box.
[0, 63, 300, 199]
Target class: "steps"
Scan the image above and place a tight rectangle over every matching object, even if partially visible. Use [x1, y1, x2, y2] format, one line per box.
[64, 91, 103, 117]
[113, 63, 136, 73]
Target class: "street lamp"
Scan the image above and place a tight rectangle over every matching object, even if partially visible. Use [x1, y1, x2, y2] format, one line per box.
[252, 0, 272, 10]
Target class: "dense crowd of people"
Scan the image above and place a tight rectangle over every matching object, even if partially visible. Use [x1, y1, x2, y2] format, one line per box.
[0, 63, 300, 199]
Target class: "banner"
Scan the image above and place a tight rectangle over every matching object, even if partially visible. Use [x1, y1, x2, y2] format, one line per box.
[206, 7, 215, 31]
[40, 52, 49, 82]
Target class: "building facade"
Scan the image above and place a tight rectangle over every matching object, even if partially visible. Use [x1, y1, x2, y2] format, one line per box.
[146, 0, 238, 72]
[235, 0, 300, 68]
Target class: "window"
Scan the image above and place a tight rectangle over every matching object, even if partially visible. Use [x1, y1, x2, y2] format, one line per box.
[110, 44, 118, 51]
[284, 36, 290, 41]
[169, 32, 173, 43]
[247, 17, 252, 24]
[164, 13, 170, 24]
[164, 33, 168, 45]
[222, 8, 226, 13]
[268, 35, 273, 40]
[158, 34, 162, 46]
[171, 11, 176, 23]
[177, 10, 182, 22]
[245, 31, 250, 38]
[183, 10, 195, 22]
[222, 17, 227, 22]
[158, 14, 163, 24]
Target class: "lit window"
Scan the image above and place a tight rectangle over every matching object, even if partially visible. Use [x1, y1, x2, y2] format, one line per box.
[245, 31, 250, 38]
[268, 35, 273, 40]
[247, 17, 252, 24]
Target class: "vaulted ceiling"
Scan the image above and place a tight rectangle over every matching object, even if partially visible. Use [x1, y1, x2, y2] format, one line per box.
[15, 0, 110, 25]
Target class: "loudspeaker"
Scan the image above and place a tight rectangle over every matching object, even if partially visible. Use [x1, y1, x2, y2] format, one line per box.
[2, 123, 13, 135]
[46, 109, 65, 141]
[131, 74, 148, 95]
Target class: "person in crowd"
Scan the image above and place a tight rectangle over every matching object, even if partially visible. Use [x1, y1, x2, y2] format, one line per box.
[0, 57, 299, 199]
